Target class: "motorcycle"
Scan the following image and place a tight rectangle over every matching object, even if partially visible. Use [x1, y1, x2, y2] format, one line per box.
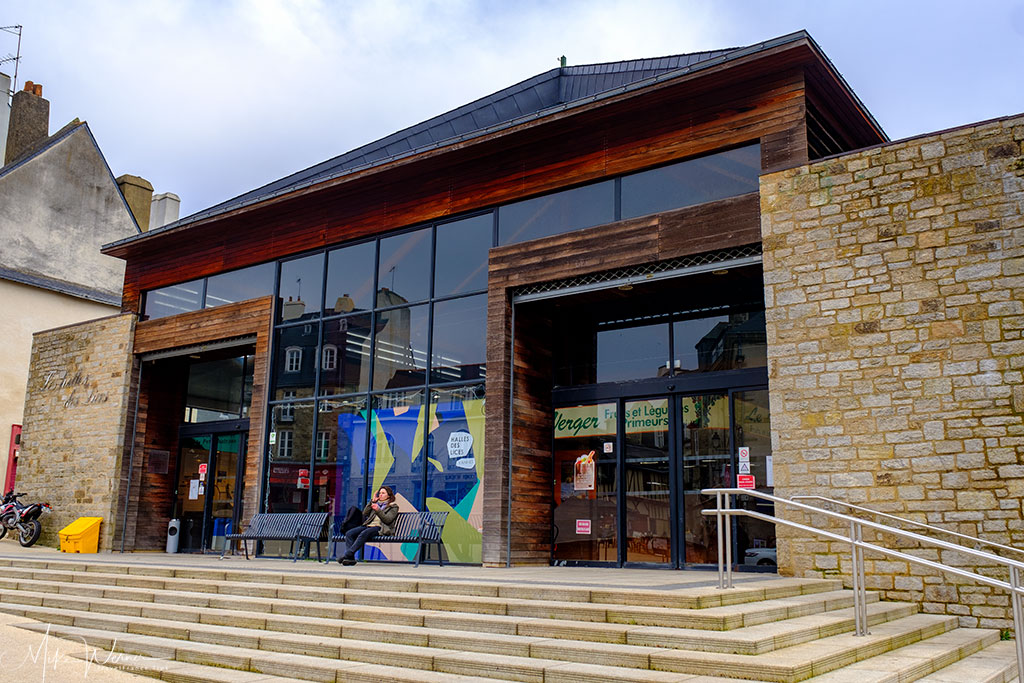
[0, 491, 51, 547]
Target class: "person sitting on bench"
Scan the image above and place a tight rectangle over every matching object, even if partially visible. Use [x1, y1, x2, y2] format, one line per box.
[338, 485, 399, 565]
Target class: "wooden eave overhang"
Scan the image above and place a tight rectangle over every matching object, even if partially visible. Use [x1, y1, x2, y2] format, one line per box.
[102, 31, 883, 263]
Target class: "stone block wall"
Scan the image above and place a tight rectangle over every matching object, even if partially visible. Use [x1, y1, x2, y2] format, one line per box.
[18, 314, 136, 551]
[762, 114, 1024, 628]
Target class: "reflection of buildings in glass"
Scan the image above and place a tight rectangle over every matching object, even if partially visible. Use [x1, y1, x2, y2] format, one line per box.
[373, 288, 418, 390]
[695, 311, 767, 371]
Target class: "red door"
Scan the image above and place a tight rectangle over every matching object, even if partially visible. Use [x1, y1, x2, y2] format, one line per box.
[5, 425, 21, 494]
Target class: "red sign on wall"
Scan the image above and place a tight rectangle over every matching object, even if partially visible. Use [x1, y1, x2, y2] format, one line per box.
[737, 475, 755, 490]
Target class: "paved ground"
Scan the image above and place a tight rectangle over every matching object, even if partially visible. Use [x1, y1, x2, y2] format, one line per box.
[0, 611, 149, 682]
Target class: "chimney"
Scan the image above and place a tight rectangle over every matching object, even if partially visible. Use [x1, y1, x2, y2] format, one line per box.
[148, 192, 181, 231]
[4, 80, 50, 166]
[0, 73, 11, 163]
[116, 174, 154, 230]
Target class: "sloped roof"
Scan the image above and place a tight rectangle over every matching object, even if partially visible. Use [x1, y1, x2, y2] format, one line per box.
[140, 49, 736, 236]
[194, 49, 732, 221]
[104, 30, 884, 253]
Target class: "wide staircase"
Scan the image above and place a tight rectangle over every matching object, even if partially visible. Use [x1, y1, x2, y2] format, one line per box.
[0, 554, 1017, 683]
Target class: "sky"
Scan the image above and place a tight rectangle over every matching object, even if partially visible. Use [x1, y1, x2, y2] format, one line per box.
[4, 0, 1024, 219]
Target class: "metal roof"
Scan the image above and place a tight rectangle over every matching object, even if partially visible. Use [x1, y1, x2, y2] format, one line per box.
[104, 30, 884, 252]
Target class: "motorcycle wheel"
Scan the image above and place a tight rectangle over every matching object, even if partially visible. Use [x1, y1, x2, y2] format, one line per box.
[18, 520, 41, 547]
[0, 513, 15, 530]
[0, 525, 6, 540]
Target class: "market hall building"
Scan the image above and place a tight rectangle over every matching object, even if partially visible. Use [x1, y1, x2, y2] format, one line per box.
[19, 28, 1024, 608]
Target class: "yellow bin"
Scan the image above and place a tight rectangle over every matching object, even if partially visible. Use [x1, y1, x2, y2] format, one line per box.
[59, 517, 102, 553]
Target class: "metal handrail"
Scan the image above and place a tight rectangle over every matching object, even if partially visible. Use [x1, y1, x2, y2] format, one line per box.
[701, 487, 1024, 683]
[793, 494, 1024, 558]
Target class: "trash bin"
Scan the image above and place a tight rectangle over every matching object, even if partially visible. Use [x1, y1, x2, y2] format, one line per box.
[211, 517, 228, 551]
[166, 518, 180, 553]
[59, 517, 102, 553]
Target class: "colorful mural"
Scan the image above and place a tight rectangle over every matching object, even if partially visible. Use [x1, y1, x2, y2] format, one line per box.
[336, 395, 483, 562]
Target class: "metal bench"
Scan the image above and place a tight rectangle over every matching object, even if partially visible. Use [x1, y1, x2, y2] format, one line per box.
[222, 512, 328, 561]
[330, 510, 448, 567]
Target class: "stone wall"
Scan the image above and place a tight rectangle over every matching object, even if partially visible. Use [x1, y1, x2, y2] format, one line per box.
[762, 114, 1024, 628]
[18, 314, 136, 551]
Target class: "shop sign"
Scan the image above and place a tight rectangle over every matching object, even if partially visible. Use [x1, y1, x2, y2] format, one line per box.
[297, 468, 309, 489]
[624, 399, 669, 434]
[573, 451, 596, 491]
[198, 463, 208, 475]
[554, 404, 617, 439]
[737, 474, 755, 490]
[576, 519, 591, 535]
[555, 400, 677, 439]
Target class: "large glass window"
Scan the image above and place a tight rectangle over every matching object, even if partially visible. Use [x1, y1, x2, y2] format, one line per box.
[319, 315, 371, 396]
[183, 355, 253, 423]
[498, 180, 614, 246]
[372, 304, 428, 390]
[431, 295, 486, 384]
[273, 324, 320, 397]
[326, 241, 376, 314]
[425, 384, 485, 563]
[144, 279, 203, 319]
[205, 263, 275, 308]
[596, 323, 669, 383]
[434, 214, 492, 297]
[621, 143, 761, 219]
[279, 254, 324, 321]
[364, 390, 427, 561]
[378, 228, 431, 305]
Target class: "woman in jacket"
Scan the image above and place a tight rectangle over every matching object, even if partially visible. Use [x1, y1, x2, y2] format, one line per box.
[338, 485, 399, 565]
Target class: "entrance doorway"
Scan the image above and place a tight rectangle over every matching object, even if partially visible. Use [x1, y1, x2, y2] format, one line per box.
[174, 429, 247, 553]
[552, 387, 773, 568]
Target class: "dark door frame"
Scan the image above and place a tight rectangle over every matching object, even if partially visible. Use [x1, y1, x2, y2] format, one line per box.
[551, 367, 770, 569]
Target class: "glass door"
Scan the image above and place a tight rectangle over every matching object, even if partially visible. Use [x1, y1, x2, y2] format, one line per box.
[552, 402, 618, 563]
[679, 393, 732, 565]
[174, 431, 246, 553]
[551, 386, 770, 569]
[733, 389, 776, 567]
[624, 398, 671, 565]
[208, 433, 244, 552]
[176, 435, 212, 552]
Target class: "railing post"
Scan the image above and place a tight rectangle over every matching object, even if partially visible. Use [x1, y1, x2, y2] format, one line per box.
[850, 519, 867, 636]
[724, 492, 733, 589]
[716, 491, 725, 590]
[1010, 566, 1024, 683]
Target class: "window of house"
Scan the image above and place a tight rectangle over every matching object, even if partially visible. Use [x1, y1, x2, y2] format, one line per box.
[322, 345, 337, 371]
[279, 391, 296, 422]
[277, 430, 293, 460]
[316, 431, 330, 461]
[285, 347, 302, 373]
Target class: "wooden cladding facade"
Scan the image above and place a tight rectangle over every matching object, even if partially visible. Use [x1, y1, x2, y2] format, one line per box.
[483, 194, 762, 565]
[107, 37, 886, 315]
[121, 297, 273, 550]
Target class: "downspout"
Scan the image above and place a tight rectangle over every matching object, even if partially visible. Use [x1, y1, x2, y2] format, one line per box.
[119, 357, 143, 553]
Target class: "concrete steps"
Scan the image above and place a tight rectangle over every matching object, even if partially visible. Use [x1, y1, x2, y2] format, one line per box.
[0, 555, 1015, 683]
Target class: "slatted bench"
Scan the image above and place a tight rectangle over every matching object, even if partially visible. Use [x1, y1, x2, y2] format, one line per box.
[330, 510, 448, 567]
[221, 512, 328, 561]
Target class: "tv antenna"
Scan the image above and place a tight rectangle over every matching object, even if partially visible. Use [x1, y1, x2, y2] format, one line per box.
[0, 24, 22, 96]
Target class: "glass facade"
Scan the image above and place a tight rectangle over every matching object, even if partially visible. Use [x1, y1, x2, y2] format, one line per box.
[140, 140, 764, 563]
[265, 219, 492, 561]
[144, 263, 274, 320]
